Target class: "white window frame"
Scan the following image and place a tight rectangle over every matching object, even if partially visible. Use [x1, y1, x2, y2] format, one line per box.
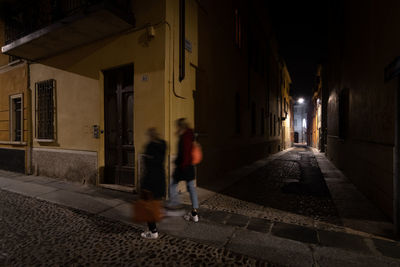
[9, 94, 23, 142]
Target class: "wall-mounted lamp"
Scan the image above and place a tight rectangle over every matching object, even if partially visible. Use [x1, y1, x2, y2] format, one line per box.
[146, 25, 155, 40]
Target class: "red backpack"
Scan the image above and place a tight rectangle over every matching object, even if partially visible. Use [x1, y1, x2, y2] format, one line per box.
[191, 141, 203, 165]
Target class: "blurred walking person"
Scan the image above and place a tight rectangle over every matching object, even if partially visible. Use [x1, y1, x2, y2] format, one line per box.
[140, 128, 166, 239]
[169, 118, 199, 222]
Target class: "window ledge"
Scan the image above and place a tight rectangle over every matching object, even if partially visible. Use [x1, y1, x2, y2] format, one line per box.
[0, 141, 27, 146]
[34, 139, 55, 143]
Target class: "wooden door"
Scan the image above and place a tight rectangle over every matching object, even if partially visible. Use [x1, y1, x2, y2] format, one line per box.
[104, 64, 135, 186]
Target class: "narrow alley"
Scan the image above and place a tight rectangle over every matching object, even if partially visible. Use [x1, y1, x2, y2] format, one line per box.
[219, 146, 339, 224]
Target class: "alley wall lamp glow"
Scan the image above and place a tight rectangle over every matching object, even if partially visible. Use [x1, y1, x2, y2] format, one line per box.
[298, 98, 304, 104]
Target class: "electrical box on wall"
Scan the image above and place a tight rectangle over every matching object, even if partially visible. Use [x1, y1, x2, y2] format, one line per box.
[93, 125, 100, 139]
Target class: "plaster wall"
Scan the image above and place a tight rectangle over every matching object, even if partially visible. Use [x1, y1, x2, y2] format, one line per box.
[0, 20, 8, 66]
[0, 53, 29, 173]
[194, 0, 283, 187]
[326, 0, 400, 219]
[28, 0, 197, 186]
[29, 0, 171, 184]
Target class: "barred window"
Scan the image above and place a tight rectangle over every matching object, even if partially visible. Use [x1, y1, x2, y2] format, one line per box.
[35, 79, 56, 141]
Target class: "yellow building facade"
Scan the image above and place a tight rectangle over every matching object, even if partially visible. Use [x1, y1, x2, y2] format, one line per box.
[310, 64, 322, 150]
[1, 0, 197, 190]
[280, 61, 292, 150]
[0, 20, 31, 174]
[1, 0, 292, 192]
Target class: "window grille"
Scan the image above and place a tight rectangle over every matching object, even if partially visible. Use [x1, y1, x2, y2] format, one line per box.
[35, 79, 56, 141]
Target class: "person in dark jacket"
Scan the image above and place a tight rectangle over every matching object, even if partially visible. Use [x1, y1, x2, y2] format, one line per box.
[140, 128, 166, 239]
[169, 118, 199, 222]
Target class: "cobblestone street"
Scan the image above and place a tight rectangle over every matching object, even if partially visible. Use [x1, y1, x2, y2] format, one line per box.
[1, 147, 400, 266]
[0, 189, 270, 266]
[218, 146, 340, 224]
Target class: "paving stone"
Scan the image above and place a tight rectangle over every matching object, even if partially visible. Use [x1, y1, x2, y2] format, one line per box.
[3, 181, 58, 198]
[227, 229, 314, 266]
[22, 176, 58, 185]
[313, 246, 400, 267]
[271, 222, 318, 244]
[225, 213, 249, 227]
[373, 238, 400, 259]
[98, 202, 133, 225]
[318, 230, 370, 253]
[45, 180, 98, 194]
[218, 147, 340, 225]
[200, 209, 229, 223]
[0, 189, 267, 266]
[0, 177, 16, 188]
[247, 217, 271, 233]
[176, 221, 236, 248]
[37, 190, 121, 214]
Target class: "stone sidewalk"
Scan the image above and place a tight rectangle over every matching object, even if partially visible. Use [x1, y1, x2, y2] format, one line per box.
[0, 148, 400, 266]
[313, 148, 394, 238]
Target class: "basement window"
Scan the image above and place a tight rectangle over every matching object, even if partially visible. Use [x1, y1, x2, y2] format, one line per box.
[9, 94, 23, 142]
[35, 79, 56, 142]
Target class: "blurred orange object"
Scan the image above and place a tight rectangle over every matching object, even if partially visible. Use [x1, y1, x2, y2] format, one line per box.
[191, 141, 203, 165]
[133, 199, 163, 223]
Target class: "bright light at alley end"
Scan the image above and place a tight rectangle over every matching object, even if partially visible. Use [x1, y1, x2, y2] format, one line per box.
[298, 98, 304, 104]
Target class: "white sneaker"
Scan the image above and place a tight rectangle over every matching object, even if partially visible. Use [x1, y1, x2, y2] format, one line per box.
[184, 212, 199, 222]
[141, 231, 159, 239]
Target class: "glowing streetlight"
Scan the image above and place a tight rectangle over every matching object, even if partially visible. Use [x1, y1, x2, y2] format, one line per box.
[298, 98, 304, 104]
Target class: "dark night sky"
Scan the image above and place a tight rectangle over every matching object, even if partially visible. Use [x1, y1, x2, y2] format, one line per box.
[267, 1, 330, 99]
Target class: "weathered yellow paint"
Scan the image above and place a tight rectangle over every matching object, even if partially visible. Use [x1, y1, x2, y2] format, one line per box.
[281, 62, 292, 149]
[0, 121, 9, 131]
[0, 65, 27, 111]
[30, 64, 99, 150]
[0, 111, 8, 121]
[98, 72, 105, 183]
[0, 20, 9, 67]
[165, 0, 197, 158]
[25, 0, 197, 186]
[0, 64, 28, 146]
[0, 131, 8, 140]
[0, 18, 29, 172]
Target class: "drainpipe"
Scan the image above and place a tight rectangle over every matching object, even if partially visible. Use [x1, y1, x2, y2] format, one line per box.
[26, 61, 33, 175]
[394, 77, 400, 236]
[179, 0, 185, 82]
[385, 56, 400, 236]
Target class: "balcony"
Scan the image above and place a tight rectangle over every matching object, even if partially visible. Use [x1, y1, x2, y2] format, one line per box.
[1, 0, 135, 61]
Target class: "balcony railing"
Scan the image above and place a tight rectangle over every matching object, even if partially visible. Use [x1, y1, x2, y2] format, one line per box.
[1, 0, 135, 60]
[4, 0, 132, 44]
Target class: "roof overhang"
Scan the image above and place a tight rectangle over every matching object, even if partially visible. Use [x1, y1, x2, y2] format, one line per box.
[1, 3, 135, 61]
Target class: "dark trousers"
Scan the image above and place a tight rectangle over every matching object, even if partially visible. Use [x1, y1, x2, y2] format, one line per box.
[148, 222, 157, 233]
